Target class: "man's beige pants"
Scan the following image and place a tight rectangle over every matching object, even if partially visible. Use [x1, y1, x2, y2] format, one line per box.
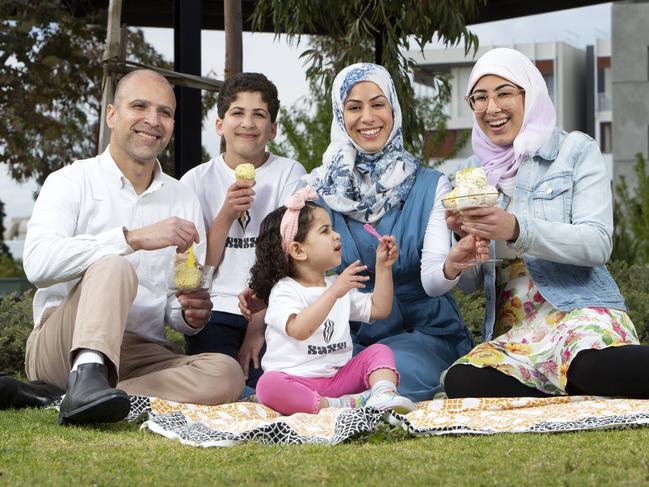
[25, 255, 244, 405]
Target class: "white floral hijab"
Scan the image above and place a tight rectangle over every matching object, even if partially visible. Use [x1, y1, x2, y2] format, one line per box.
[303, 63, 419, 223]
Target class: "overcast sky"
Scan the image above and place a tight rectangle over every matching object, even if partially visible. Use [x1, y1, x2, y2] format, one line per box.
[1, 2, 613, 234]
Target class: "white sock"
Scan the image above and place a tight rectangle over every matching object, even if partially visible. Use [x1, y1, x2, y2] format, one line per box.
[72, 349, 104, 371]
[370, 380, 397, 396]
[324, 390, 370, 408]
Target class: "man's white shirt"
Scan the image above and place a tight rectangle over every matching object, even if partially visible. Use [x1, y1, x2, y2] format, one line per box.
[23, 147, 207, 341]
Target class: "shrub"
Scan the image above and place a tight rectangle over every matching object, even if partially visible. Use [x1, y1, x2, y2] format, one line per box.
[608, 260, 649, 344]
[612, 152, 649, 264]
[0, 254, 25, 278]
[453, 288, 485, 341]
[0, 290, 34, 376]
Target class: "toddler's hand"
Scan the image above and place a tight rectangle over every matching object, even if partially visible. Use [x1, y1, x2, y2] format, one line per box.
[376, 235, 398, 268]
[329, 260, 370, 298]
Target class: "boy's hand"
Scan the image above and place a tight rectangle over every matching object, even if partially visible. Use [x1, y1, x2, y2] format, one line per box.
[376, 235, 398, 268]
[237, 311, 266, 378]
[329, 260, 369, 298]
[219, 180, 256, 222]
[238, 287, 267, 321]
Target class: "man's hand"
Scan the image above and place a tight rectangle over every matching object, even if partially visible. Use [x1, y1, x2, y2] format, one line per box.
[238, 287, 267, 321]
[237, 311, 266, 378]
[126, 217, 199, 253]
[329, 260, 369, 299]
[177, 289, 212, 328]
[217, 180, 256, 223]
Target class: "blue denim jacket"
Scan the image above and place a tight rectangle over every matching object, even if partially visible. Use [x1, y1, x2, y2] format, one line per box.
[458, 128, 627, 341]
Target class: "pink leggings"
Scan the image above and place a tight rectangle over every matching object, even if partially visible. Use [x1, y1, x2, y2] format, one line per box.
[256, 343, 398, 415]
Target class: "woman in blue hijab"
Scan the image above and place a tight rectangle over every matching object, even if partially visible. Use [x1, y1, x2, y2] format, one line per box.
[303, 63, 475, 401]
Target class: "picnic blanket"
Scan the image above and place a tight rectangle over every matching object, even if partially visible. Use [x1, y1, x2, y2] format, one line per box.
[128, 395, 649, 447]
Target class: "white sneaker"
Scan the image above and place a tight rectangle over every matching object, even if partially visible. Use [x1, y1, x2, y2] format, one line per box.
[365, 392, 416, 415]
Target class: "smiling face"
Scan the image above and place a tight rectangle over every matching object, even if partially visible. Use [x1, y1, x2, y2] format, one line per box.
[342, 81, 394, 153]
[296, 206, 342, 272]
[106, 70, 175, 166]
[216, 91, 277, 166]
[472, 74, 525, 147]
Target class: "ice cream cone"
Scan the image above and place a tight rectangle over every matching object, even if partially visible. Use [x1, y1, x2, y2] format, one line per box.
[235, 163, 256, 219]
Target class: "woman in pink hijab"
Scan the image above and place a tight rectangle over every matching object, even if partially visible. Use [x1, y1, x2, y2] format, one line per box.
[440, 48, 649, 399]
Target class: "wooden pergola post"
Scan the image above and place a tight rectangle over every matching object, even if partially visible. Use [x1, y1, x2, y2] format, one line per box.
[221, 0, 243, 153]
[98, 0, 123, 153]
[224, 0, 243, 77]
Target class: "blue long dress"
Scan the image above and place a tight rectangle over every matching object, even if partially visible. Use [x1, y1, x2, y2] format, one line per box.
[322, 167, 474, 401]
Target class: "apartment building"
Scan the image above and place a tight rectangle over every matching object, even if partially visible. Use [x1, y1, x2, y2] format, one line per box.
[611, 0, 649, 189]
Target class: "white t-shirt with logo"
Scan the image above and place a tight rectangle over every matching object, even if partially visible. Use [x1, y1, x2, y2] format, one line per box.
[262, 276, 373, 378]
[180, 154, 306, 314]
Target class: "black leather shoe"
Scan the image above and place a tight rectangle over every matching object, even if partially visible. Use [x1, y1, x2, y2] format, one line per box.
[0, 373, 63, 409]
[58, 363, 130, 425]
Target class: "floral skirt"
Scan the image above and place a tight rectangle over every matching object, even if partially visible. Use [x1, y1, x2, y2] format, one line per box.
[452, 259, 639, 395]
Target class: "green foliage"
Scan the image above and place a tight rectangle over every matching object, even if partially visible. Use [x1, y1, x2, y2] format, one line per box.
[0, 0, 217, 185]
[251, 0, 481, 148]
[0, 254, 25, 277]
[452, 287, 485, 340]
[414, 92, 471, 166]
[612, 152, 649, 264]
[0, 200, 10, 256]
[0, 290, 33, 375]
[608, 260, 649, 344]
[268, 98, 332, 173]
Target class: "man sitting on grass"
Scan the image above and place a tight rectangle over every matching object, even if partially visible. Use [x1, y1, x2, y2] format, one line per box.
[0, 69, 244, 424]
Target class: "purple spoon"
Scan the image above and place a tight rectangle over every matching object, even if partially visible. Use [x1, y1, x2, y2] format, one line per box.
[363, 223, 392, 249]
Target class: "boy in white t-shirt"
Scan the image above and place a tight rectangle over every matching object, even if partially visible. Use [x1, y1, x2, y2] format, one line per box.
[180, 73, 306, 389]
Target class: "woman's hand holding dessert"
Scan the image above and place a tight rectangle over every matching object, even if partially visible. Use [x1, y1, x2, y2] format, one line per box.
[460, 206, 520, 242]
[444, 234, 490, 277]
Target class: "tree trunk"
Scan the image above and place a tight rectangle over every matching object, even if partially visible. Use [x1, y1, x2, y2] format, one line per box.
[98, 0, 123, 153]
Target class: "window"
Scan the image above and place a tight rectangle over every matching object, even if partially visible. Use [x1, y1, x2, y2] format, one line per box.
[543, 73, 555, 105]
[600, 122, 612, 154]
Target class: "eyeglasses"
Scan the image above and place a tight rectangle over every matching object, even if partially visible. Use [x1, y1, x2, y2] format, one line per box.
[464, 88, 525, 113]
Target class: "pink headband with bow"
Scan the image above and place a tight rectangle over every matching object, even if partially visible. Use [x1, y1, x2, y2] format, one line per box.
[280, 186, 319, 258]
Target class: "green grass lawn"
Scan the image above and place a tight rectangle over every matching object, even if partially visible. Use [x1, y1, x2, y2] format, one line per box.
[2, 409, 649, 485]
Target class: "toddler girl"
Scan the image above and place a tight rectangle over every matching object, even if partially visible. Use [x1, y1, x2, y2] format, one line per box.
[249, 186, 415, 416]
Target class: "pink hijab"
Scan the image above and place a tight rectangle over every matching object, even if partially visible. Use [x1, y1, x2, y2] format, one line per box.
[467, 48, 557, 187]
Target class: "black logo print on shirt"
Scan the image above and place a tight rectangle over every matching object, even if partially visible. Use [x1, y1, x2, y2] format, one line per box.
[323, 319, 334, 343]
[238, 210, 251, 232]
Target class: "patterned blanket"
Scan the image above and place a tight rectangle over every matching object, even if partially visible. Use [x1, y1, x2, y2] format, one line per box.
[128, 395, 649, 447]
